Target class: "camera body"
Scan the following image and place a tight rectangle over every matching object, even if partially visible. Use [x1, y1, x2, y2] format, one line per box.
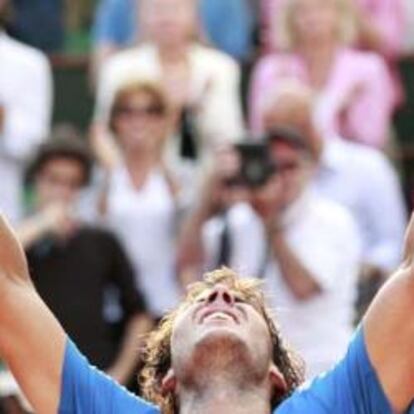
[232, 141, 277, 188]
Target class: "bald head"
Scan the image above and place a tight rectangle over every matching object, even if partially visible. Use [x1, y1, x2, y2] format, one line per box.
[262, 83, 323, 157]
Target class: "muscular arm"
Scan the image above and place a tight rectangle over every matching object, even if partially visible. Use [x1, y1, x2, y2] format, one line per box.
[364, 213, 414, 412]
[0, 215, 66, 414]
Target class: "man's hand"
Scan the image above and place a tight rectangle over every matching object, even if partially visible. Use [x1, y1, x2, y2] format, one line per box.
[249, 175, 285, 230]
[17, 203, 79, 248]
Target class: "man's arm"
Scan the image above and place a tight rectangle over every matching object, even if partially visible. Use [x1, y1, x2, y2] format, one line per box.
[364, 213, 414, 412]
[0, 214, 66, 414]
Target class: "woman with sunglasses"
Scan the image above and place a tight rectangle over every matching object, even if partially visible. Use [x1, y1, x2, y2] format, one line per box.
[93, 0, 244, 182]
[99, 80, 183, 322]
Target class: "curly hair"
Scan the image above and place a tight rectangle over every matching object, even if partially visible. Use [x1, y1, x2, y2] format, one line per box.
[139, 268, 305, 414]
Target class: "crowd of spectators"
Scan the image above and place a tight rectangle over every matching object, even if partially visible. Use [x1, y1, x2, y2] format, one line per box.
[0, 0, 413, 412]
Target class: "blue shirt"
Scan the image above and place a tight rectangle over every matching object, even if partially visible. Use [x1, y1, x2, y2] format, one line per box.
[91, 0, 254, 60]
[59, 328, 405, 414]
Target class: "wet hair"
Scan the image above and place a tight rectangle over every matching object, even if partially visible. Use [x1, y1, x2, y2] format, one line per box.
[139, 268, 305, 414]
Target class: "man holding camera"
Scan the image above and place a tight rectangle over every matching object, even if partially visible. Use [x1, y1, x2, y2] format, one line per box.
[178, 131, 361, 378]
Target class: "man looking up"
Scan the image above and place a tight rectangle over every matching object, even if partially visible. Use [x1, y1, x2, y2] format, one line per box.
[1, 204, 414, 412]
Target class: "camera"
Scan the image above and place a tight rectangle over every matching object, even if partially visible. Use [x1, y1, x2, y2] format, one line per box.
[228, 141, 277, 188]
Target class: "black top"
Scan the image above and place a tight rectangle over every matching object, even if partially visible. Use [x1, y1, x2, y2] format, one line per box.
[26, 226, 146, 370]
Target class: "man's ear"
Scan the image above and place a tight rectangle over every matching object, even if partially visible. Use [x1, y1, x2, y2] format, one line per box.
[269, 364, 288, 396]
[161, 369, 177, 396]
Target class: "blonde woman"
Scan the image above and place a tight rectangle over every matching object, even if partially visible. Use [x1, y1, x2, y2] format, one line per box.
[93, 0, 244, 177]
[262, 0, 405, 59]
[249, 0, 396, 148]
[99, 80, 183, 320]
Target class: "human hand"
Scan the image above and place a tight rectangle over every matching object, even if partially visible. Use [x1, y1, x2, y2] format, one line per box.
[37, 203, 79, 240]
[89, 122, 121, 172]
[200, 146, 247, 215]
[249, 175, 285, 228]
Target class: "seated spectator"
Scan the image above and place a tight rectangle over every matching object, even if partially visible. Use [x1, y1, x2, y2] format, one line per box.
[262, 84, 407, 316]
[17, 136, 152, 387]
[93, 0, 244, 180]
[98, 81, 183, 320]
[91, 0, 255, 78]
[262, 0, 405, 59]
[178, 136, 361, 378]
[0, 0, 52, 222]
[249, 0, 395, 148]
[6, 0, 65, 52]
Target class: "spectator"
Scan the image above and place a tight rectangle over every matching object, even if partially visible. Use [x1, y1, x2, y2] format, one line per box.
[262, 84, 406, 317]
[262, 0, 405, 59]
[17, 136, 152, 387]
[0, 0, 52, 222]
[178, 138, 361, 378]
[249, 0, 395, 148]
[93, 0, 244, 181]
[98, 81, 183, 320]
[91, 0, 255, 78]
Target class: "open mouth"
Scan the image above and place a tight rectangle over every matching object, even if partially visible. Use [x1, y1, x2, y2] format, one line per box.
[200, 309, 239, 324]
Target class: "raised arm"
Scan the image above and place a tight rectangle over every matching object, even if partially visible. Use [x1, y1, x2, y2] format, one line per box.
[0, 214, 66, 414]
[364, 212, 414, 412]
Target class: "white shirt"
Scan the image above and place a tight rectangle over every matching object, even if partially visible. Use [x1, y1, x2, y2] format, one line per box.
[204, 193, 361, 378]
[315, 138, 406, 271]
[95, 43, 244, 171]
[0, 33, 52, 222]
[105, 165, 181, 317]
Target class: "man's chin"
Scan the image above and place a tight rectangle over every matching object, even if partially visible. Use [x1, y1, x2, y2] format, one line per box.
[194, 326, 248, 357]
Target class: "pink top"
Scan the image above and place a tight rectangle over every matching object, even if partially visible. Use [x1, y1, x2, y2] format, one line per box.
[261, 0, 405, 59]
[249, 48, 395, 148]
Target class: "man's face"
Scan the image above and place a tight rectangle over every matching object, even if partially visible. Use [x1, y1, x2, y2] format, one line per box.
[170, 284, 275, 384]
[35, 157, 85, 209]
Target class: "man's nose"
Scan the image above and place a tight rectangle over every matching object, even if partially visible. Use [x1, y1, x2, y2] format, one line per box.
[206, 284, 235, 307]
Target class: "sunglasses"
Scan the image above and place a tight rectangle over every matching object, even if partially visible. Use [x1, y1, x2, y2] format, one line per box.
[114, 104, 166, 118]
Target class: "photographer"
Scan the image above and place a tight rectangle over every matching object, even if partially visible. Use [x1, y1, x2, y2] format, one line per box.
[178, 131, 361, 378]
